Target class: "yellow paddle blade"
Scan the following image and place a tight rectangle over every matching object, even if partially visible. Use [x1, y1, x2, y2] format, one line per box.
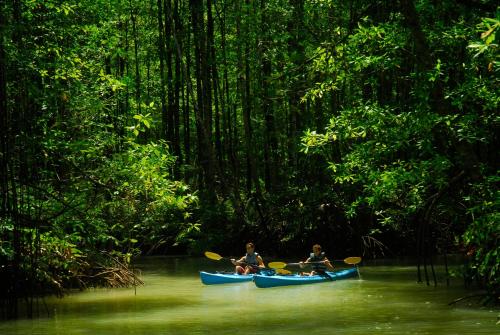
[344, 256, 362, 265]
[267, 261, 287, 269]
[204, 251, 223, 261]
[276, 269, 292, 275]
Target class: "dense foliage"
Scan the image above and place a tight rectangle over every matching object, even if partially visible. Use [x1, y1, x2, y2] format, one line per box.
[301, 5, 499, 300]
[1, 0, 498, 316]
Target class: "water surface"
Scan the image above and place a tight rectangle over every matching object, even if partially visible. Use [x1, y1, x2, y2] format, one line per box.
[0, 257, 498, 334]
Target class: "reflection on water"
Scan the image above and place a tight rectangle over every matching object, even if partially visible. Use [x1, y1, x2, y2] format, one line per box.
[0, 257, 498, 334]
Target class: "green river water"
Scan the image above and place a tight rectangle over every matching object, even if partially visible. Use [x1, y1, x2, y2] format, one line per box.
[0, 257, 498, 335]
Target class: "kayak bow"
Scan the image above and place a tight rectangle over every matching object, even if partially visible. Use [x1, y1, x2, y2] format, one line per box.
[199, 271, 254, 285]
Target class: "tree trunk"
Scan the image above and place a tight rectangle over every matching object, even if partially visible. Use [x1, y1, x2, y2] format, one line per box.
[173, 0, 182, 164]
[129, 0, 141, 113]
[260, 0, 278, 192]
[184, 25, 191, 165]
[164, 0, 174, 146]
[156, 0, 168, 140]
[190, 0, 216, 197]
[287, 0, 306, 175]
[207, 0, 222, 169]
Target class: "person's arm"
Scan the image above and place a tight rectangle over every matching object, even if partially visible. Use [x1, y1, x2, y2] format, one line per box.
[257, 255, 265, 268]
[324, 257, 334, 270]
[300, 257, 312, 268]
[231, 256, 245, 266]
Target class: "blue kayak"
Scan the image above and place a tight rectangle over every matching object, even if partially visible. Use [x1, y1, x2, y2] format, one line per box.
[200, 269, 277, 285]
[253, 268, 358, 288]
[199, 271, 254, 285]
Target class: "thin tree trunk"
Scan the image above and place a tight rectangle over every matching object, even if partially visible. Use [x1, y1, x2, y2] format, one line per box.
[0, 1, 8, 217]
[207, 0, 222, 169]
[129, 0, 141, 113]
[9, 0, 24, 318]
[164, 0, 174, 145]
[173, 0, 182, 164]
[157, 0, 168, 140]
[184, 26, 191, 165]
[190, 0, 216, 196]
[260, 0, 278, 192]
[216, 0, 236, 180]
[238, 0, 259, 194]
[287, 0, 306, 175]
[0, 1, 16, 318]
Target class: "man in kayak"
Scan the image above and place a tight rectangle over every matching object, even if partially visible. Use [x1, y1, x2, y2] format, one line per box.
[299, 244, 334, 276]
[231, 242, 265, 275]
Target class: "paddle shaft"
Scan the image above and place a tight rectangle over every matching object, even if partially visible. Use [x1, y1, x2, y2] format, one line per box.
[288, 259, 356, 266]
[286, 261, 327, 266]
[217, 257, 262, 269]
[268, 257, 361, 270]
[205, 252, 262, 267]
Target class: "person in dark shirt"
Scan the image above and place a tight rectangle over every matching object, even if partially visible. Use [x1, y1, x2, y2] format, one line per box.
[300, 244, 334, 276]
[231, 242, 265, 275]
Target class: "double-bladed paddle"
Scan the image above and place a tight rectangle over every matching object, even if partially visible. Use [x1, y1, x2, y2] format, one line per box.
[205, 251, 255, 265]
[267, 256, 362, 270]
[268, 256, 362, 280]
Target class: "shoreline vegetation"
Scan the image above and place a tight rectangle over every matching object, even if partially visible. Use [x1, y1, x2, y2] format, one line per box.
[1, 0, 498, 319]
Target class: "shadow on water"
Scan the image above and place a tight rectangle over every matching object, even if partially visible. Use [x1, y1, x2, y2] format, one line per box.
[44, 292, 196, 316]
[0, 256, 498, 335]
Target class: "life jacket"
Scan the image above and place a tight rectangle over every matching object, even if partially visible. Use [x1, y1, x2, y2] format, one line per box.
[244, 252, 259, 266]
[309, 252, 327, 272]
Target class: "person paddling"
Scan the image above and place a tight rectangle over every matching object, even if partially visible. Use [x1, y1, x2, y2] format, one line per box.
[299, 244, 334, 276]
[231, 242, 265, 275]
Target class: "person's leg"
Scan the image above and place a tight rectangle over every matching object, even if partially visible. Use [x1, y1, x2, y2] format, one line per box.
[244, 266, 255, 275]
[236, 265, 245, 274]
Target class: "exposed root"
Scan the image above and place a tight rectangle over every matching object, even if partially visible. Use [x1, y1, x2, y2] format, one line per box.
[78, 256, 144, 288]
[362, 235, 389, 258]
